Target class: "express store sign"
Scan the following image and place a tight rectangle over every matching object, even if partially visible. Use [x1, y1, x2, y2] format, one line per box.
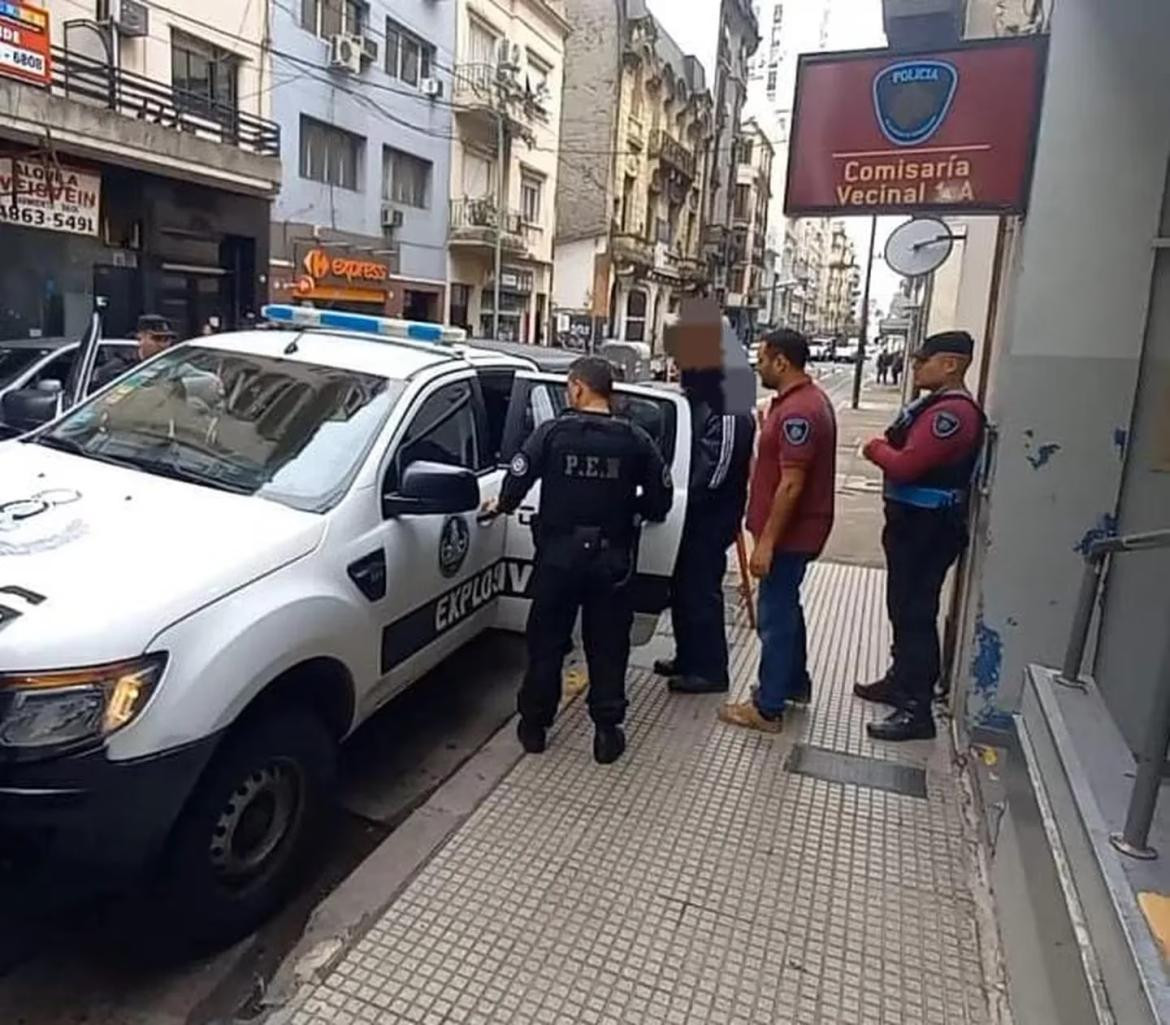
[0, 1, 51, 87]
[785, 37, 1047, 217]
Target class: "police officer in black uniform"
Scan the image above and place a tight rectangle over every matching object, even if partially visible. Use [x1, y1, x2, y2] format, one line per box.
[489, 357, 673, 764]
[858, 331, 986, 742]
[654, 368, 755, 693]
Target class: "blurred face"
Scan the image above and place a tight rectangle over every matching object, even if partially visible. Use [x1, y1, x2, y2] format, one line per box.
[137, 331, 170, 360]
[756, 345, 787, 389]
[912, 351, 962, 390]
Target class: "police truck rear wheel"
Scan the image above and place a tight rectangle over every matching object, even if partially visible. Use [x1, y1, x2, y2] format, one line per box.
[162, 705, 335, 945]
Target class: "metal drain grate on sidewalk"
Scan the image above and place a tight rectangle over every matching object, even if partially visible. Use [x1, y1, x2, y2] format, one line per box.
[785, 743, 928, 799]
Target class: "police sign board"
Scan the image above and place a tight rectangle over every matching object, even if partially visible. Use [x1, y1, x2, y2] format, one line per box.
[785, 37, 1047, 217]
[0, 158, 102, 236]
[0, 1, 51, 88]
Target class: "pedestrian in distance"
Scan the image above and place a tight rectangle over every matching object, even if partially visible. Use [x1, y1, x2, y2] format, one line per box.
[857, 331, 986, 741]
[877, 349, 889, 385]
[719, 329, 837, 733]
[654, 367, 756, 694]
[486, 357, 673, 764]
[890, 350, 904, 386]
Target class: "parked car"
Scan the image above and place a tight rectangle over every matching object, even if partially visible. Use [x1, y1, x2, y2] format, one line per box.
[808, 339, 832, 362]
[0, 306, 692, 943]
[0, 336, 138, 438]
[835, 338, 862, 364]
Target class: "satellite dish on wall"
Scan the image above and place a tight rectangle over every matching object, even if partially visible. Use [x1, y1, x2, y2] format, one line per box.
[884, 217, 955, 278]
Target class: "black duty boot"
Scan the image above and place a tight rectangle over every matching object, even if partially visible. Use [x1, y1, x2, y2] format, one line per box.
[854, 676, 900, 705]
[517, 719, 547, 754]
[653, 658, 680, 678]
[668, 675, 729, 695]
[866, 707, 937, 742]
[594, 726, 627, 765]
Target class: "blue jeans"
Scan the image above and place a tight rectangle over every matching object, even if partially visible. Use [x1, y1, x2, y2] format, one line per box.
[756, 553, 812, 717]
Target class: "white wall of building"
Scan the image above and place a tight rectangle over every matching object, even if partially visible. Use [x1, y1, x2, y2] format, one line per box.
[552, 236, 603, 311]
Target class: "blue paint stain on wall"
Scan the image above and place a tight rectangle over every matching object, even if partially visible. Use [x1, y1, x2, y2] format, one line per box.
[1074, 513, 1119, 556]
[1026, 443, 1061, 470]
[977, 708, 1014, 731]
[1113, 428, 1128, 459]
[971, 615, 1004, 698]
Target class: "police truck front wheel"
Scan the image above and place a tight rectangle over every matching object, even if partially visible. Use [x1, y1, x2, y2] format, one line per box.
[161, 704, 336, 944]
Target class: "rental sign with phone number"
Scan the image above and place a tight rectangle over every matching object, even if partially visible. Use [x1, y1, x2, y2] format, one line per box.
[0, 158, 101, 236]
[0, 1, 51, 88]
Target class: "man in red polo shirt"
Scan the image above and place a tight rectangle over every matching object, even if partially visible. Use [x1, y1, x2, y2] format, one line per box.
[719, 329, 837, 733]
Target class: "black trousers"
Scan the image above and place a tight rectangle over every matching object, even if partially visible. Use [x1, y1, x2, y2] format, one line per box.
[519, 534, 634, 730]
[882, 501, 967, 713]
[670, 515, 736, 684]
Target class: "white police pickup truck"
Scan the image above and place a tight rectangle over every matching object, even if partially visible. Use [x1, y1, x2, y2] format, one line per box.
[0, 306, 690, 940]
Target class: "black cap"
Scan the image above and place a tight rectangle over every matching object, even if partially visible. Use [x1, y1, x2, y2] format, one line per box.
[137, 314, 172, 335]
[918, 331, 974, 359]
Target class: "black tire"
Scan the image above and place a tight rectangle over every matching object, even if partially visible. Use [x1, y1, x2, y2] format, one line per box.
[158, 704, 336, 946]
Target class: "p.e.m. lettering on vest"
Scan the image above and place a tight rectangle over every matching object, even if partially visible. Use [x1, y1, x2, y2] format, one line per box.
[784, 37, 1048, 218]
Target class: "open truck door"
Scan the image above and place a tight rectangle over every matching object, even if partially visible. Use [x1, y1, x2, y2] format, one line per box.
[495, 371, 690, 645]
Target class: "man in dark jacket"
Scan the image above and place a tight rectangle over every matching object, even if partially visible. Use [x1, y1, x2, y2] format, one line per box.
[91, 314, 174, 390]
[655, 368, 756, 693]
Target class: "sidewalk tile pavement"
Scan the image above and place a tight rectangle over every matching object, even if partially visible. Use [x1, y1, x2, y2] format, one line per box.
[285, 562, 993, 1025]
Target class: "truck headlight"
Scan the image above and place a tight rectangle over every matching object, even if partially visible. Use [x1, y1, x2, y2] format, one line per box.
[0, 654, 167, 753]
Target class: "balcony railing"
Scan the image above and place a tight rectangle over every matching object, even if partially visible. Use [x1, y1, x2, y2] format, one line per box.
[650, 129, 696, 181]
[611, 232, 654, 269]
[50, 46, 279, 157]
[449, 199, 527, 253]
[452, 63, 497, 110]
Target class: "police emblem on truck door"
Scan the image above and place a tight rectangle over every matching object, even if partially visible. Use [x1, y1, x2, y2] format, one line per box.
[438, 515, 471, 578]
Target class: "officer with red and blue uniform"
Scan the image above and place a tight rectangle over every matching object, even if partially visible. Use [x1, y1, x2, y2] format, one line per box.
[858, 331, 986, 742]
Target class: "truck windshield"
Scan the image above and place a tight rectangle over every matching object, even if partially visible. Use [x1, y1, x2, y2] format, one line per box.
[34, 346, 406, 512]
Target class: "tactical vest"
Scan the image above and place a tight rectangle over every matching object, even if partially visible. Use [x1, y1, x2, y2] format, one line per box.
[885, 389, 986, 499]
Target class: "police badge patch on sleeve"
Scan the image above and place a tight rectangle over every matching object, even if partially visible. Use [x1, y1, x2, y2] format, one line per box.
[509, 453, 529, 476]
[932, 410, 962, 439]
[782, 417, 811, 446]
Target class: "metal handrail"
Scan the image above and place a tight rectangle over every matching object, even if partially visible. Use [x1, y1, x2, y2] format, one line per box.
[1060, 528, 1170, 860]
[51, 46, 281, 157]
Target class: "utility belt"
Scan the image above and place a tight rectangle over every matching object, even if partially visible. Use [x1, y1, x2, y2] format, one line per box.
[883, 482, 966, 510]
[538, 522, 633, 552]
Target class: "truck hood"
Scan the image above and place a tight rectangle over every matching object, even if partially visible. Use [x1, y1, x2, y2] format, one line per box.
[0, 443, 325, 669]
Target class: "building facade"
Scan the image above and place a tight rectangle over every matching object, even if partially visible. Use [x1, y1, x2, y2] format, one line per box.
[445, 0, 569, 344]
[725, 118, 773, 343]
[704, 0, 761, 308]
[268, 0, 456, 323]
[819, 220, 859, 337]
[553, 0, 712, 353]
[0, 1, 281, 341]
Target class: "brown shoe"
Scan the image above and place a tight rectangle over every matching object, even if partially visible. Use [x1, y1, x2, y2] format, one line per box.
[717, 700, 783, 734]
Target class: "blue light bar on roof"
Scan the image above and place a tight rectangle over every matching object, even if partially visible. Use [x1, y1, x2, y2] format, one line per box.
[260, 305, 467, 344]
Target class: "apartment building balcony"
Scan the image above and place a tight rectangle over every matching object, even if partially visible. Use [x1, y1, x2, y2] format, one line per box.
[452, 63, 500, 133]
[649, 129, 696, 182]
[0, 45, 281, 195]
[611, 231, 654, 270]
[449, 199, 528, 256]
[627, 114, 646, 150]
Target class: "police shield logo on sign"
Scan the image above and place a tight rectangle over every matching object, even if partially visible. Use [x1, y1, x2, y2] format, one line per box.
[873, 60, 959, 146]
[932, 410, 962, 440]
[783, 417, 812, 446]
[438, 515, 471, 578]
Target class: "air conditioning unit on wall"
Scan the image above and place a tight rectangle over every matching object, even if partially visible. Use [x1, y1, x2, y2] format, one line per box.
[382, 206, 404, 230]
[329, 35, 363, 75]
[420, 77, 443, 99]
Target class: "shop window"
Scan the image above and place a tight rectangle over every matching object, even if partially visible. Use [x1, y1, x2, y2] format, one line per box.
[302, 0, 364, 38]
[383, 147, 431, 209]
[172, 30, 238, 120]
[626, 289, 647, 343]
[521, 172, 543, 225]
[300, 116, 363, 191]
[386, 18, 434, 87]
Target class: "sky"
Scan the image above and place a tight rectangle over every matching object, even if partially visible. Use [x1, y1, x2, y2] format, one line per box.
[644, 0, 905, 319]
